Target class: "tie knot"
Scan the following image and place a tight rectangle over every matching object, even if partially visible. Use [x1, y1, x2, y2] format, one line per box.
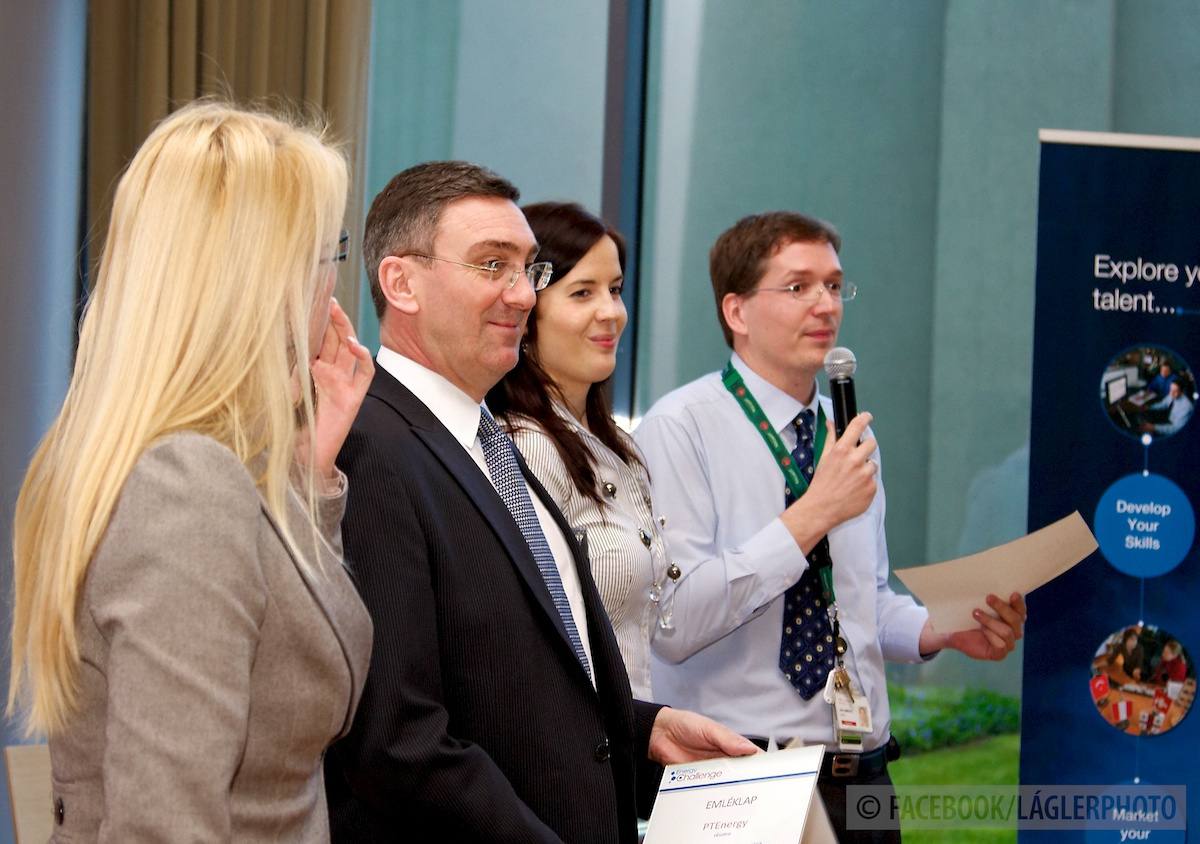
[478, 408, 519, 468]
[478, 408, 504, 445]
[792, 409, 815, 438]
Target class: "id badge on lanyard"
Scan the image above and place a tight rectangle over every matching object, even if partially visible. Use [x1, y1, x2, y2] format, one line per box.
[722, 360, 872, 749]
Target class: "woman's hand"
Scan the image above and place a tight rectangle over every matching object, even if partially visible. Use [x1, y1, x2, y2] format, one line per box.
[302, 298, 373, 486]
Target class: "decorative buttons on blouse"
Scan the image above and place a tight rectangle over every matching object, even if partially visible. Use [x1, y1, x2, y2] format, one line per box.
[597, 461, 678, 631]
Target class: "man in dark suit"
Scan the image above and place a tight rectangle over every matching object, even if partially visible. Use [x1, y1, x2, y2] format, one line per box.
[325, 161, 755, 843]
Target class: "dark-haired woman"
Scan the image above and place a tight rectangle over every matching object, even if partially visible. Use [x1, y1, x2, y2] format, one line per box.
[487, 202, 676, 698]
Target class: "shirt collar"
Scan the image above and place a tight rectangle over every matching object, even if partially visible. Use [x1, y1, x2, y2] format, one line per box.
[730, 351, 821, 435]
[377, 345, 485, 450]
[550, 399, 596, 440]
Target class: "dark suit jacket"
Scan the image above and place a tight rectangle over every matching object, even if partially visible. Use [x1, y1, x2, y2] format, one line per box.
[326, 366, 662, 843]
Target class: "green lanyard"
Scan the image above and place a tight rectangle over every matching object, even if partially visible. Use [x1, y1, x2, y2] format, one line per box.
[721, 360, 836, 603]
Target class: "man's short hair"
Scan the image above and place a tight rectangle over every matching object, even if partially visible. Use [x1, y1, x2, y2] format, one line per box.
[709, 211, 841, 347]
[363, 161, 520, 318]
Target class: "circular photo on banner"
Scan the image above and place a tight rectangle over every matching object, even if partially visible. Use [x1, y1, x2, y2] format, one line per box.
[1100, 345, 1196, 440]
[1089, 624, 1196, 737]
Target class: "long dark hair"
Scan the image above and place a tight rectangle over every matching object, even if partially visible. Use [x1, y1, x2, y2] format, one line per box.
[487, 202, 643, 507]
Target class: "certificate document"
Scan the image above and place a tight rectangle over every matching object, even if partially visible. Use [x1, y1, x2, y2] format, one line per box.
[643, 745, 835, 843]
[894, 510, 1096, 633]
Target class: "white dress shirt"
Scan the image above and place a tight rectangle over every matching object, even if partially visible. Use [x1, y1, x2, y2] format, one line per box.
[633, 353, 928, 750]
[377, 347, 594, 683]
[504, 402, 672, 699]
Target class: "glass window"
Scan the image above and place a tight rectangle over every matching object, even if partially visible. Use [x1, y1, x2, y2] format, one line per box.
[362, 0, 612, 349]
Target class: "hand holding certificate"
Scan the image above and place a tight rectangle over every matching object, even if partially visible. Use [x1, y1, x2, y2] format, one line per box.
[895, 511, 1098, 634]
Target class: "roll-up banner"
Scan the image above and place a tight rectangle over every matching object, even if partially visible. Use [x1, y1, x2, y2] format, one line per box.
[1023, 130, 1200, 842]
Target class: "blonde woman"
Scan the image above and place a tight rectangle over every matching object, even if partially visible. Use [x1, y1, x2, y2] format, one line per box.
[8, 102, 374, 842]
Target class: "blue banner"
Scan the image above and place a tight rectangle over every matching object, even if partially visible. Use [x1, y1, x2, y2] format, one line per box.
[1023, 131, 1200, 843]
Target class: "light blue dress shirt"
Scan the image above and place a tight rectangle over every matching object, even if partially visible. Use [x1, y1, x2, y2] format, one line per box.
[634, 353, 928, 751]
[1149, 392, 1194, 436]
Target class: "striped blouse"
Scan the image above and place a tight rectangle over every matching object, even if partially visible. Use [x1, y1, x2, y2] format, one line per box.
[503, 405, 673, 699]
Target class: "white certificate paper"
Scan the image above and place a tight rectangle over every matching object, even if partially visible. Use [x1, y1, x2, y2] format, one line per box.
[643, 745, 835, 843]
[894, 510, 1097, 633]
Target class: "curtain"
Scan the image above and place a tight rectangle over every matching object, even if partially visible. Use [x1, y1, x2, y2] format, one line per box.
[86, 0, 374, 325]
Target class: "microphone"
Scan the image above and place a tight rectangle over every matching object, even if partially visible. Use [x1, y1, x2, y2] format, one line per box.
[823, 347, 857, 439]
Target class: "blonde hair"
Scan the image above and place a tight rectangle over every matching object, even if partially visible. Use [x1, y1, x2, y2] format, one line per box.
[8, 101, 349, 735]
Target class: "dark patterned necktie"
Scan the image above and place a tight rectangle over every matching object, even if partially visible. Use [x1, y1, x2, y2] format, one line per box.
[478, 409, 592, 678]
[779, 409, 836, 699]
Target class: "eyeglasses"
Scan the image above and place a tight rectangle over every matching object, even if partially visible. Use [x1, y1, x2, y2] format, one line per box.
[323, 229, 349, 264]
[751, 279, 856, 302]
[403, 253, 554, 291]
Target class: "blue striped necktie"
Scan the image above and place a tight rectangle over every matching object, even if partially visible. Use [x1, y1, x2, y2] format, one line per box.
[779, 409, 836, 699]
[477, 409, 592, 678]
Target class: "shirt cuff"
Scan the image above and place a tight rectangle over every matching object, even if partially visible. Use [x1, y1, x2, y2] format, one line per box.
[883, 604, 933, 663]
[317, 467, 347, 498]
[737, 517, 810, 600]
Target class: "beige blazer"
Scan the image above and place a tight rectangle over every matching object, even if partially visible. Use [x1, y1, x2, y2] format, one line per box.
[48, 432, 372, 843]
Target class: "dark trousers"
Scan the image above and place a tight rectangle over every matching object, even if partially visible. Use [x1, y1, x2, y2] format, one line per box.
[819, 767, 902, 844]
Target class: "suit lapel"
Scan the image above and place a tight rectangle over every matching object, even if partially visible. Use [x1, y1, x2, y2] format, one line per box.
[258, 492, 369, 734]
[368, 369, 585, 673]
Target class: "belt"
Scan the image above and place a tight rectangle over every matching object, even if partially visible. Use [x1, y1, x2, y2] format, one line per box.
[746, 735, 899, 782]
[820, 743, 889, 780]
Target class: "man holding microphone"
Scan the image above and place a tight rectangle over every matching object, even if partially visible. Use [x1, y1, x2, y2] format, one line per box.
[635, 210, 1027, 842]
